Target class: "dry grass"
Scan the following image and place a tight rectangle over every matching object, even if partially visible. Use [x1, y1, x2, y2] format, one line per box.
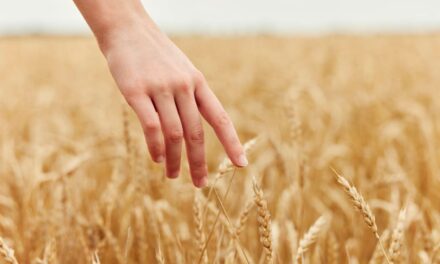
[1, 34, 440, 263]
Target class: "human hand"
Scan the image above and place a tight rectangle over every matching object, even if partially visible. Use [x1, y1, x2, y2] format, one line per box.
[101, 21, 247, 188]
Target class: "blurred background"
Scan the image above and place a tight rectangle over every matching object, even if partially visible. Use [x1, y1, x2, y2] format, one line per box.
[2, 1, 440, 264]
[1, 0, 440, 35]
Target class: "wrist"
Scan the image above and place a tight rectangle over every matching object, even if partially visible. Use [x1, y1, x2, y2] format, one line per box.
[94, 13, 156, 55]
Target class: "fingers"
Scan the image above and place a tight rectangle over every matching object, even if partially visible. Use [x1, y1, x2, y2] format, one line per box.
[153, 93, 183, 179]
[124, 71, 244, 189]
[175, 92, 208, 188]
[126, 96, 164, 163]
[195, 84, 247, 167]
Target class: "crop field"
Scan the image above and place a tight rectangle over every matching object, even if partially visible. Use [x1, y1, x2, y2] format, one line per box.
[1, 35, 440, 263]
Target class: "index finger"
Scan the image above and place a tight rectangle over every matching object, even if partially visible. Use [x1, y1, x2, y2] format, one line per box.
[195, 84, 247, 167]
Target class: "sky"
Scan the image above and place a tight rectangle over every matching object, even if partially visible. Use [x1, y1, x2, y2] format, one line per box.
[0, 0, 439, 34]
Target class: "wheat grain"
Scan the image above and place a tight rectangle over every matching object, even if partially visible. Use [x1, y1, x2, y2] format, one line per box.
[253, 176, 273, 264]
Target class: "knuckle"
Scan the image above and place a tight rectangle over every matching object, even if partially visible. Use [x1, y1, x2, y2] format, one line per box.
[123, 91, 142, 107]
[168, 73, 193, 94]
[214, 111, 231, 128]
[176, 78, 193, 94]
[192, 70, 206, 86]
[188, 126, 204, 143]
[121, 79, 144, 97]
[152, 82, 171, 97]
[143, 121, 160, 133]
[191, 159, 206, 169]
[166, 128, 184, 143]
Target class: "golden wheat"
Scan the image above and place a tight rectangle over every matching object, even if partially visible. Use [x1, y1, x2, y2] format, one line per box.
[1, 35, 440, 263]
[295, 216, 326, 264]
[333, 169, 391, 263]
[253, 177, 273, 264]
[388, 208, 406, 263]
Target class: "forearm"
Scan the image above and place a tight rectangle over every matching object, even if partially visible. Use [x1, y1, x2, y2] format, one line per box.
[73, 0, 155, 51]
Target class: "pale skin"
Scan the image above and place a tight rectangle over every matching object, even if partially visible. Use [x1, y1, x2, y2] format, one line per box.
[73, 0, 247, 188]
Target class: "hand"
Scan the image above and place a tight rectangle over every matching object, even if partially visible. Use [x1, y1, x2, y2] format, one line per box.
[101, 21, 248, 187]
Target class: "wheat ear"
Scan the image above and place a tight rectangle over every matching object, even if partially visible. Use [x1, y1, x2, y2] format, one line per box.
[295, 216, 327, 264]
[332, 168, 391, 264]
[194, 192, 207, 263]
[253, 176, 273, 264]
[0, 237, 18, 264]
[235, 200, 254, 237]
[388, 208, 406, 263]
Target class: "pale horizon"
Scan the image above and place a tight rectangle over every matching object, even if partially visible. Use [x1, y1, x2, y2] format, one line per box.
[1, 0, 440, 35]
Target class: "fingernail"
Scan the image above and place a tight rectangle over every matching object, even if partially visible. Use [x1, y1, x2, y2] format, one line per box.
[156, 155, 165, 163]
[237, 154, 248, 167]
[196, 177, 208, 188]
[169, 171, 179, 179]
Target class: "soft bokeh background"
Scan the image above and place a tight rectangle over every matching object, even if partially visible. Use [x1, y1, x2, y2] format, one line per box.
[1, 0, 440, 34]
[1, 1, 440, 264]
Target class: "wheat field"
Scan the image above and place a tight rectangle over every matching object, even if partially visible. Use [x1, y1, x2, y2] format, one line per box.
[1, 35, 440, 263]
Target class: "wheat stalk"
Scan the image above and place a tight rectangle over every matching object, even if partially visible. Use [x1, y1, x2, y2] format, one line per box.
[42, 239, 56, 264]
[133, 207, 148, 263]
[295, 216, 327, 264]
[91, 251, 101, 264]
[253, 176, 273, 264]
[369, 229, 391, 264]
[201, 138, 257, 228]
[155, 239, 165, 264]
[332, 168, 391, 264]
[100, 223, 125, 264]
[198, 169, 237, 264]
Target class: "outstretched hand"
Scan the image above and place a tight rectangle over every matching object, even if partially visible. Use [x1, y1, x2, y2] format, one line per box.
[102, 23, 247, 187]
